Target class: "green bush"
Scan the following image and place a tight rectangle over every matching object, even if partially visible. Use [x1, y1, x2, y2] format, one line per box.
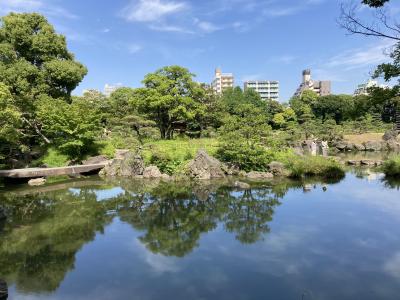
[383, 156, 400, 177]
[284, 155, 345, 179]
[41, 148, 69, 167]
[149, 151, 183, 175]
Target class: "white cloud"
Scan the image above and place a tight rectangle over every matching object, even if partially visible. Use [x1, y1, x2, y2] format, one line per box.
[263, 0, 325, 17]
[121, 0, 188, 22]
[384, 252, 400, 280]
[128, 44, 143, 54]
[326, 40, 394, 70]
[149, 23, 194, 33]
[0, 0, 78, 19]
[194, 19, 220, 33]
[102, 28, 111, 33]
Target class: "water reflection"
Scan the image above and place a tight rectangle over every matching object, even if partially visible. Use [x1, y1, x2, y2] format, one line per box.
[2, 174, 400, 299]
[0, 177, 326, 293]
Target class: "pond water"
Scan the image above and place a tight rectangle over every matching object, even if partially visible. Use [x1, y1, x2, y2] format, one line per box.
[1, 173, 400, 300]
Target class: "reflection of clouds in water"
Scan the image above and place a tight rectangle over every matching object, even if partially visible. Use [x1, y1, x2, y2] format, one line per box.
[68, 187, 125, 201]
[133, 239, 181, 274]
[384, 252, 400, 280]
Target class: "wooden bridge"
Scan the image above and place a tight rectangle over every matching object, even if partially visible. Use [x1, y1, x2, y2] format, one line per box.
[0, 163, 107, 179]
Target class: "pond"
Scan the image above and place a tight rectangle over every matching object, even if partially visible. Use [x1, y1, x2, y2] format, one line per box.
[1, 173, 400, 300]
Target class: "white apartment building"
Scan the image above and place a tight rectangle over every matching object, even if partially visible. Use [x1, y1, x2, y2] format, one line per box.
[211, 68, 234, 94]
[104, 83, 122, 97]
[354, 79, 390, 96]
[244, 80, 280, 101]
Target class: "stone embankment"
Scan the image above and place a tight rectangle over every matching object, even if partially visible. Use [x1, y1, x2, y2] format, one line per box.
[333, 130, 400, 152]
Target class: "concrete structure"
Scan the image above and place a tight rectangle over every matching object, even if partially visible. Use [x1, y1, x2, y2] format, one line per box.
[294, 69, 331, 97]
[354, 79, 390, 96]
[0, 163, 108, 179]
[211, 68, 234, 94]
[244, 80, 279, 101]
[104, 83, 122, 97]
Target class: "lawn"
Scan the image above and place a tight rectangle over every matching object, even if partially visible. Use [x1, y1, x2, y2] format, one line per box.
[142, 138, 218, 162]
[343, 133, 384, 144]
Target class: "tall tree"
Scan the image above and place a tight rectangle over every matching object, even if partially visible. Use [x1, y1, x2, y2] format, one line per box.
[137, 66, 205, 139]
[0, 13, 87, 151]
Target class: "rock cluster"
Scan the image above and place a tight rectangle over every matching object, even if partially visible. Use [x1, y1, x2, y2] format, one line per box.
[346, 160, 383, 166]
[100, 151, 144, 177]
[333, 140, 400, 152]
[186, 150, 226, 180]
[82, 155, 109, 165]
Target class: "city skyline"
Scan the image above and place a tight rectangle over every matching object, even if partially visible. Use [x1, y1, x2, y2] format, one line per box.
[1, 0, 398, 101]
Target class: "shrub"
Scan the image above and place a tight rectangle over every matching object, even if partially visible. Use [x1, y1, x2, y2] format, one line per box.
[149, 151, 183, 175]
[284, 155, 345, 179]
[383, 156, 400, 177]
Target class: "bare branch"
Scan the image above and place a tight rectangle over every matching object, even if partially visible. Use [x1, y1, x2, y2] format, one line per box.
[339, 2, 400, 41]
[22, 117, 51, 144]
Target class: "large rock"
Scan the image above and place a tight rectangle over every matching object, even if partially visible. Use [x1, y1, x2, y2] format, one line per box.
[268, 161, 288, 176]
[383, 129, 399, 141]
[28, 177, 46, 186]
[385, 140, 400, 151]
[100, 151, 144, 177]
[302, 140, 317, 155]
[353, 143, 365, 151]
[143, 166, 163, 178]
[246, 171, 273, 180]
[364, 141, 382, 151]
[82, 155, 108, 165]
[186, 150, 226, 180]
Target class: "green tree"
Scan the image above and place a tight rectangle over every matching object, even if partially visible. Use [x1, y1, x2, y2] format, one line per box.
[0, 13, 87, 163]
[36, 96, 101, 158]
[312, 94, 354, 123]
[216, 104, 273, 171]
[137, 66, 206, 139]
[0, 83, 21, 167]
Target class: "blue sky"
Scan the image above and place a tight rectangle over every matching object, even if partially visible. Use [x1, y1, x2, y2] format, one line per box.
[0, 0, 398, 101]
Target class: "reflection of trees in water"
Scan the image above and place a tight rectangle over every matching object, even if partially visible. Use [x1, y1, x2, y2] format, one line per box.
[0, 188, 112, 293]
[0, 177, 335, 293]
[383, 177, 400, 190]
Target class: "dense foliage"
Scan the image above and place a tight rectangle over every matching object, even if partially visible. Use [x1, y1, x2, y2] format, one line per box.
[0, 10, 398, 171]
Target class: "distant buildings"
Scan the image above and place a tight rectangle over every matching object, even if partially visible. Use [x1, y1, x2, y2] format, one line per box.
[244, 80, 279, 101]
[104, 83, 122, 97]
[294, 69, 331, 97]
[211, 68, 234, 94]
[354, 79, 389, 96]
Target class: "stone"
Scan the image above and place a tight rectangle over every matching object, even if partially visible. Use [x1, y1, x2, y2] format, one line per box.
[143, 166, 163, 178]
[383, 129, 399, 141]
[28, 177, 46, 186]
[115, 149, 130, 159]
[334, 141, 349, 151]
[360, 160, 376, 166]
[364, 141, 382, 151]
[268, 161, 288, 176]
[82, 155, 108, 165]
[319, 140, 329, 156]
[347, 160, 360, 166]
[353, 144, 366, 151]
[302, 140, 317, 155]
[100, 151, 144, 177]
[234, 181, 251, 189]
[385, 140, 400, 151]
[186, 150, 226, 180]
[246, 171, 274, 180]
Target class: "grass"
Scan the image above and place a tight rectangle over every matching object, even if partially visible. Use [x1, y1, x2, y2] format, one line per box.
[383, 156, 400, 177]
[142, 138, 218, 175]
[344, 133, 384, 144]
[40, 148, 69, 167]
[142, 138, 218, 163]
[284, 154, 345, 179]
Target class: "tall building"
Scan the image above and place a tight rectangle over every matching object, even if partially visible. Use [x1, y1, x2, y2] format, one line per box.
[354, 79, 389, 96]
[244, 80, 279, 101]
[294, 69, 331, 97]
[104, 83, 122, 97]
[211, 68, 234, 94]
